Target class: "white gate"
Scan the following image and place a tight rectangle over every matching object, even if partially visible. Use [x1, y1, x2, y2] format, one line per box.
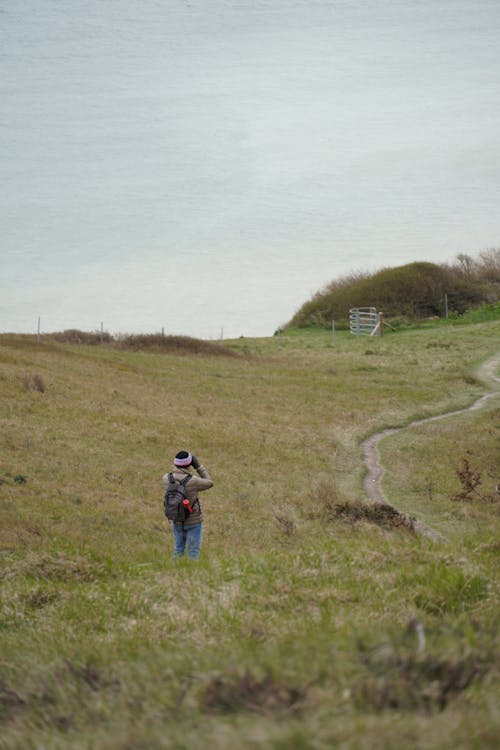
[349, 307, 380, 336]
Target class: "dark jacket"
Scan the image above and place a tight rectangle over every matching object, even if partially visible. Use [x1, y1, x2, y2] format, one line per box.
[162, 464, 213, 527]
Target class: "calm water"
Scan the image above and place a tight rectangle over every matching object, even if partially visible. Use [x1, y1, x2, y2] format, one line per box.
[2, 0, 500, 337]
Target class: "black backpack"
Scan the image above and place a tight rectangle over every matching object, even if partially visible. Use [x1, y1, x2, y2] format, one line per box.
[164, 473, 193, 522]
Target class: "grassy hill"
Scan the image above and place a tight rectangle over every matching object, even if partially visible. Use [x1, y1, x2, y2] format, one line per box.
[287, 251, 500, 329]
[1, 322, 499, 749]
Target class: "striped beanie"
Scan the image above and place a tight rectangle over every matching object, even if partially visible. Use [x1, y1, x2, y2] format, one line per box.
[174, 451, 192, 467]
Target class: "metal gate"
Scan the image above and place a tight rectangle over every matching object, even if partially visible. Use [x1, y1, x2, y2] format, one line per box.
[349, 307, 379, 336]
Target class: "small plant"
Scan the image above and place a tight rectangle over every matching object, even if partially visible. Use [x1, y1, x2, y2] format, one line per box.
[19, 373, 46, 392]
[354, 650, 485, 712]
[451, 458, 494, 502]
[198, 668, 306, 714]
[423, 477, 434, 502]
[274, 512, 295, 536]
[31, 374, 46, 392]
[14, 475, 28, 484]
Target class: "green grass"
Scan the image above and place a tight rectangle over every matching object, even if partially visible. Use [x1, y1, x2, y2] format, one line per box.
[0, 321, 499, 749]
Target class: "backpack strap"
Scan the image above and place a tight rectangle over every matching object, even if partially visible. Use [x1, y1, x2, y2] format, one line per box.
[169, 473, 191, 487]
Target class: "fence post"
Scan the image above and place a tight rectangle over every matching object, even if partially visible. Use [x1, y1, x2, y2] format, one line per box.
[332, 320, 335, 339]
[378, 312, 384, 337]
[37, 317, 41, 342]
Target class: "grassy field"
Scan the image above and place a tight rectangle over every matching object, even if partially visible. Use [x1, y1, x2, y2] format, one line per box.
[0, 321, 499, 749]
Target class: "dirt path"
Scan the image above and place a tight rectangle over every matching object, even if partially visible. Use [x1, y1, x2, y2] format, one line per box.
[360, 351, 500, 541]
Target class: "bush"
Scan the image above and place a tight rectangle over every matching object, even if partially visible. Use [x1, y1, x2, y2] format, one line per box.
[115, 333, 238, 357]
[43, 329, 112, 345]
[37, 331, 237, 357]
[287, 251, 500, 329]
[19, 374, 46, 393]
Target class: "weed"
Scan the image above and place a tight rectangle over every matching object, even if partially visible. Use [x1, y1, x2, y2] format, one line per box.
[354, 651, 485, 713]
[451, 458, 495, 503]
[274, 513, 295, 536]
[198, 668, 306, 715]
[22, 587, 59, 610]
[18, 373, 46, 392]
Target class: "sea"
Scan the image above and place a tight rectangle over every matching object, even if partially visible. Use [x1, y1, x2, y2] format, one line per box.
[1, 0, 499, 338]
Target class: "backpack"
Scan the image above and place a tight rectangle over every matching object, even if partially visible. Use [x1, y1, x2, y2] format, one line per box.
[164, 473, 193, 523]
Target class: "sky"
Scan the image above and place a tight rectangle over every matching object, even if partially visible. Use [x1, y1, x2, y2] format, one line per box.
[1, 0, 500, 338]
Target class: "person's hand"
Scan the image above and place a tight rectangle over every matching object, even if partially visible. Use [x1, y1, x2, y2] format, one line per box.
[191, 454, 201, 470]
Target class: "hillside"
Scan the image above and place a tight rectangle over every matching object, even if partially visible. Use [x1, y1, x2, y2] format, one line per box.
[1, 323, 499, 749]
[288, 251, 500, 329]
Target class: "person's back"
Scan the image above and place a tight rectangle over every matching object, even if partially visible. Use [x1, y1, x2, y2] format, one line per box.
[162, 451, 213, 560]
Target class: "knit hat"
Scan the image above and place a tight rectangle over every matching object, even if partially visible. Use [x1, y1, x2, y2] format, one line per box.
[174, 450, 192, 467]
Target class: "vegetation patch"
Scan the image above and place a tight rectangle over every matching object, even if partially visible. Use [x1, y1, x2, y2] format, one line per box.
[308, 479, 415, 531]
[35, 330, 238, 357]
[354, 650, 486, 713]
[18, 373, 46, 392]
[115, 333, 237, 357]
[287, 250, 500, 328]
[43, 329, 112, 345]
[197, 668, 307, 715]
[332, 500, 415, 531]
[451, 457, 499, 503]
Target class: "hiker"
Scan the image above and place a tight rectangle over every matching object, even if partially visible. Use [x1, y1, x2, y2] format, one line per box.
[162, 451, 213, 560]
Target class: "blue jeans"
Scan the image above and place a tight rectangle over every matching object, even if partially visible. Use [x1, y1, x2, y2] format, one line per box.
[172, 522, 203, 560]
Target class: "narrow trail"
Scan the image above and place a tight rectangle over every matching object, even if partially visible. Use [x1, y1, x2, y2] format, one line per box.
[361, 351, 500, 541]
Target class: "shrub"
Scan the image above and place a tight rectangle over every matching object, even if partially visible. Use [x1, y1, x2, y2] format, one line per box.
[19, 374, 46, 393]
[287, 251, 500, 329]
[37, 330, 238, 357]
[451, 458, 497, 503]
[115, 333, 238, 357]
[44, 329, 112, 344]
